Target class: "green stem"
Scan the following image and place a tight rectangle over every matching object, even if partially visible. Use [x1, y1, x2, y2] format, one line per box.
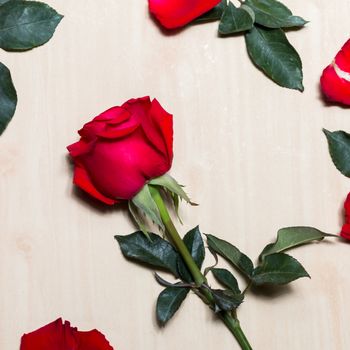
[222, 312, 253, 350]
[150, 186, 205, 286]
[149, 185, 252, 350]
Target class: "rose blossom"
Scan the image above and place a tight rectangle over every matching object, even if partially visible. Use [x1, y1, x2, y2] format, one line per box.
[20, 318, 114, 350]
[148, 0, 221, 29]
[320, 39, 350, 105]
[67, 96, 173, 204]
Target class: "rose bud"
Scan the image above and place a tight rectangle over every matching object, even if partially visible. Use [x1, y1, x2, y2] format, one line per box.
[340, 192, 350, 241]
[20, 318, 114, 350]
[67, 96, 173, 204]
[320, 39, 350, 105]
[68, 96, 192, 235]
[148, 0, 221, 29]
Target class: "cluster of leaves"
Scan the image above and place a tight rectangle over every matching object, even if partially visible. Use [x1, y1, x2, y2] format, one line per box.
[0, 0, 62, 135]
[116, 226, 334, 326]
[195, 0, 306, 91]
[324, 129, 350, 178]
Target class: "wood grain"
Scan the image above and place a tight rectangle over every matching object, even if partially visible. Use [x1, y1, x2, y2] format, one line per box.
[0, 0, 349, 349]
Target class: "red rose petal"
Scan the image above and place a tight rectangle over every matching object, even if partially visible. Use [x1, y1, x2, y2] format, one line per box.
[340, 192, 350, 241]
[67, 139, 94, 157]
[149, 98, 173, 164]
[120, 96, 172, 163]
[320, 64, 350, 105]
[74, 163, 117, 205]
[334, 39, 350, 72]
[97, 121, 140, 139]
[20, 319, 114, 350]
[20, 319, 70, 350]
[75, 329, 114, 350]
[320, 39, 350, 105]
[136, 101, 171, 162]
[94, 106, 130, 123]
[340, 223, 350, 241]
[149, 0, 221, 29]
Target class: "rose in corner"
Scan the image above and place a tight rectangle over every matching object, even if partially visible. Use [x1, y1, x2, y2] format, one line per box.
[321, 39, 350, 105]
[67, 96, 173, 204]
[148, 0, 221, 29]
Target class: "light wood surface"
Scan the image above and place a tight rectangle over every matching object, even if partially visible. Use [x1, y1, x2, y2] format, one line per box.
[1, 0, 350, 349]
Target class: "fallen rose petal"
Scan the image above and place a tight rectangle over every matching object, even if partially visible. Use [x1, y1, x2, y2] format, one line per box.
[320, 39, 350, 105]
[20, 318, 114, 350]
[340, 192, 350, 241]
[75, 329, 114, 350]
[149, 0, 221, 29]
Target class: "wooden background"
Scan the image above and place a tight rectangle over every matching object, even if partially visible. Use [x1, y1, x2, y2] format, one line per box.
[1, 0, 350, 349]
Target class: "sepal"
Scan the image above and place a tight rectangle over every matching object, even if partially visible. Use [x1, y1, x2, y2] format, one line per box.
[129, 175, 196, 236]
[149, 174, 196, 205]
[130, 184, 164, 235]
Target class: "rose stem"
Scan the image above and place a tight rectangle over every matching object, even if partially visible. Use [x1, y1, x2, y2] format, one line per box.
[221, 312, 253, 350]
[149, 185, 253, 350]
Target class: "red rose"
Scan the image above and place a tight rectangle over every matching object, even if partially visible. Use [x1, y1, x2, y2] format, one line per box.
[320, 39, 350, 105]
[67, 96, 173, 204]
[149, 0, 221, 29]
[340, 192, 350, 240]
[20, 318, 114, 350]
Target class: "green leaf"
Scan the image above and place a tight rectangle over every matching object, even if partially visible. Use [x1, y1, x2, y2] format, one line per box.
[132, 184, 164, 230]
[240, 4, 256, 21]
[211, 268, 241, 294]
[0, 0, 21, 5]
[219, 2, 254, 35]
[194, 0, 227, 23]
[259, 226, 335, 260]
[0, 1, 63, 51]
[0, 62, 17, 135]
[183, 226, 205, 268]
[245, 25, 303, 91]
[156, 286, 189, 326]
[211, 289, 244, 311]
[177, 226, 205, 282]
[245, 0, 307, 28]
[115, 232, 179, 277]
[323, 129, 350, 177]
[252, 253, 310, 286]
[206, 234, 254, 278]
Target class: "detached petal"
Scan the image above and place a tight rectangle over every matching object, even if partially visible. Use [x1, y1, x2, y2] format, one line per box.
[20, 319, 75, 350]
[340, 193, 350, 241]
[75, 329, 114, 350]
[20, 319, 114, 350]
[320, 39, 350, 105]
[334, 39, 350, 72]
[320, 64, 350, 105]
[149, 0, 221, 29]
